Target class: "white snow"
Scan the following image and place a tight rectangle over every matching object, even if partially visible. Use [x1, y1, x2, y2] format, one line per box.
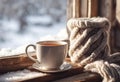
[0, 19, 20, 32]
[0, 17, 67, 48]
[26, 15, 53, 26]
[0, 18, 68, 57]
[0, 69, 47, 82]
[0, 45, 35, 57]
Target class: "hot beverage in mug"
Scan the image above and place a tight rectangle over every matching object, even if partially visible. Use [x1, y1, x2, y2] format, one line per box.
[25, 41, 68, 70]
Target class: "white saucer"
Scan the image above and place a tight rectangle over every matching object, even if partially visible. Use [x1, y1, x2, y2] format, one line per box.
[32, 62, 72, 73]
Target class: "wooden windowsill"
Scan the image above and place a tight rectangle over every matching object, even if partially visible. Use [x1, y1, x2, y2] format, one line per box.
[0, 52, 102, 82]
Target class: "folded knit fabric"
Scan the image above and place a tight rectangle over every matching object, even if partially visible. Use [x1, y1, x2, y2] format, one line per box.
[67, 17, 120, 82]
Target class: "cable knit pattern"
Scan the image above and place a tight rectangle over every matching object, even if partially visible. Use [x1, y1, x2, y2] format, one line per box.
[67, 17, 110, 65]
[67, 17, 120, 82]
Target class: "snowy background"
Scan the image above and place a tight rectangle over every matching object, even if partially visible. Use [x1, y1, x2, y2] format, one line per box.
[1, 0, 120, 81]
[0, 1, 68, 80]
[0, 0, 67, 50]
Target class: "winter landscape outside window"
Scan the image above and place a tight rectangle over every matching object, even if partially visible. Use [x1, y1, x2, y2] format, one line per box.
[0, 0, 67, 50]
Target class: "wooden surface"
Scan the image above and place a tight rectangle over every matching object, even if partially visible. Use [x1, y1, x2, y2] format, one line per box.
[0, 53, 102, 82]
[67, 0, 98, 19]
[0, 52, 35, 73]
[22, 71, 102, 82]
[54, 72, 101, 82]
[20, 58, 102, 82]
[72, 0, 81, 18]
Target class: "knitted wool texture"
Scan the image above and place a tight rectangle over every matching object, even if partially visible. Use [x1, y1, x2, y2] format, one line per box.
[67, 17, 120, 82]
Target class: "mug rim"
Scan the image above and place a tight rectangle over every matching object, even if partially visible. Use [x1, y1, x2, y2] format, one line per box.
[36, 40, 67, 46]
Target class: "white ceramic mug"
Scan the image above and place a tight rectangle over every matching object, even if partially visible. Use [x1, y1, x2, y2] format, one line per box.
[25, 41, 68, 70]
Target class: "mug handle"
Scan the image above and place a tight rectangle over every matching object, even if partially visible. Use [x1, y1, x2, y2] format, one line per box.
[25, 44, 39, 63]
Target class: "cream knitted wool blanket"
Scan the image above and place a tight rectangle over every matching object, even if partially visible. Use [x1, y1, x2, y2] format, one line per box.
[67, 17, 120, 82]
